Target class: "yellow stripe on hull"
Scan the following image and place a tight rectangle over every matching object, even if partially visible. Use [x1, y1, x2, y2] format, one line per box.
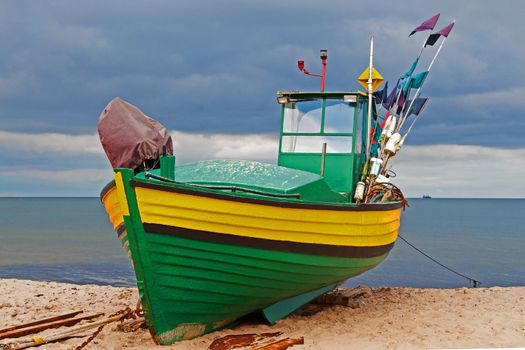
[101, 186, 124, 230]
[135, 187, 402, 247]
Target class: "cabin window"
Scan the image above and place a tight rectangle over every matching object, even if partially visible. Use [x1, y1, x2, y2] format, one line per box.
[278, 94, 363, 194]
[324, 100, 354, 133]
[280, 97, 355, 154]
[282, 100, 322, 133]
[281, 136, 352, 153]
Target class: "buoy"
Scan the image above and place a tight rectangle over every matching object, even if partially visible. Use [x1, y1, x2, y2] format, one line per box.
[385, 133, 401, 155]
[385, 115, 397, 139]
[370, 157, 383, 176]
[381, 115, 396, 139]
[376, 174, 390, 183]
[397, 134, 407, 151]
[354, 181, 365, 201]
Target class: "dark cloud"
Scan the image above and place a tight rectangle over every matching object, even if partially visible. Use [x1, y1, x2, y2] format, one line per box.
[0, 0, 524, 146]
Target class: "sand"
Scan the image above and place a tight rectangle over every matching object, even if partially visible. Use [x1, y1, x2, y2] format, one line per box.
[1, 279, 524, 349]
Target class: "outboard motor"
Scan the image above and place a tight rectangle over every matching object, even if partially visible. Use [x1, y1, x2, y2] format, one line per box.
[97, 97, 173, 173]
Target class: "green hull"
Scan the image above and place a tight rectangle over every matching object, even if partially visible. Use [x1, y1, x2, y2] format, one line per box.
[140, 228, 387, 343]
[103, 168, 401, 344]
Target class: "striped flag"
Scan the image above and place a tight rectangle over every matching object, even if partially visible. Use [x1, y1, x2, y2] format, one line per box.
[425, 22, 455, 47]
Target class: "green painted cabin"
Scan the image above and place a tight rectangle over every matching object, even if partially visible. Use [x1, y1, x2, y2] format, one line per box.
[277, 91, 370, 200]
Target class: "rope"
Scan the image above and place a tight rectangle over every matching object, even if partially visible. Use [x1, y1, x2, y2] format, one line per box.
[398, 234, 481, 288]
[74, 307, 136, 350]
[366, 182, 409, 208]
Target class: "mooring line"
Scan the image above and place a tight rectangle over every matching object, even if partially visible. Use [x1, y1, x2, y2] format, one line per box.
[398, 234, 481, 288]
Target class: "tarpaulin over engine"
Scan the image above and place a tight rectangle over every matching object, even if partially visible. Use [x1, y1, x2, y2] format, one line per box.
[98, 97, 173, 170]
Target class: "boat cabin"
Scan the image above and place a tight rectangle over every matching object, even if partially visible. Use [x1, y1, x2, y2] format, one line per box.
[277, 91, 369, 198]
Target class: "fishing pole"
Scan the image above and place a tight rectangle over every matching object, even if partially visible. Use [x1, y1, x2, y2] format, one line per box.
[374, 14, 440, 165]
[397, 99, 430, 148]
[386, 14, 441, 136]
[380, 21, 455, 176]
[397, 21, 455, 132]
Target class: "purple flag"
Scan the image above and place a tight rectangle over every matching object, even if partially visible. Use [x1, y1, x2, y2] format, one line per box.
[396, 90, 407, 114]
[409, 14, 440, 36]
[406, 97, 429, 116]
[383, 80, 399, 110]
[425, 22, 455, 47]
[374, 81, 388, 105]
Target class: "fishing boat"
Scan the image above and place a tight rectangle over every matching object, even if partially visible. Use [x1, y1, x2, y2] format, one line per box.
[99, 92, 404, 344]
[98, 15, 453, 345]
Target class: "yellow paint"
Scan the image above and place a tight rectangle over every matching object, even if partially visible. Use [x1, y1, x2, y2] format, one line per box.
[135, 187, 401, 247]
[101, 185, 124, 230]
[114, 172, 130, 216]
[357, 67, 384, 91]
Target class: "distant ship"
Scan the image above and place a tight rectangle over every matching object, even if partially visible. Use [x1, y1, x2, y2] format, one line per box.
[422, 195, 432, 199]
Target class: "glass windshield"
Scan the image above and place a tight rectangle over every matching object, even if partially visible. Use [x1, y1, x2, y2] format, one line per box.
[281, 97, 355, 154]
[281, 135, 352, 153]
[324, 100, 354, 133]
[283, 100, 322, 133]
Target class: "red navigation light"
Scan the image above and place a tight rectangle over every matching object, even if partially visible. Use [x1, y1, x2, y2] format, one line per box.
[296, 52, 326, 91]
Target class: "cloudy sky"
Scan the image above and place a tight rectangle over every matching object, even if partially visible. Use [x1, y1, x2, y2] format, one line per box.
[0, 0, 523, 197]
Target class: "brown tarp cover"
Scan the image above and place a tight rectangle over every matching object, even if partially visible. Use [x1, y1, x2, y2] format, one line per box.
[98, 97, 173, 169]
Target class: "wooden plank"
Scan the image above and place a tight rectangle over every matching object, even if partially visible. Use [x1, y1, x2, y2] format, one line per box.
[0, 313, 103, 340]
[0, 311, 83, 335]
[10, 312, 128, 350]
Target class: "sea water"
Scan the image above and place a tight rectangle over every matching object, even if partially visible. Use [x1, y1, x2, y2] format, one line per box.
[0, 198, 523, 288]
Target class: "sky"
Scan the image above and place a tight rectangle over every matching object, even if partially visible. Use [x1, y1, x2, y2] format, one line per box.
[0, 0, 524, 197]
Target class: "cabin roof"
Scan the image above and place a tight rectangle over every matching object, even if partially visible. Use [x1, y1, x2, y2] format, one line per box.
[145, 159, 346, 203]
[277, 91, 367, 99]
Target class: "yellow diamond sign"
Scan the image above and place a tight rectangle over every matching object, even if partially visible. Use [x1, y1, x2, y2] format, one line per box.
[357, 67, 384, 92]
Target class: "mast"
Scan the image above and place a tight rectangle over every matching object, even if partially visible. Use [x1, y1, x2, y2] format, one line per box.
[365, 36, 374, 161]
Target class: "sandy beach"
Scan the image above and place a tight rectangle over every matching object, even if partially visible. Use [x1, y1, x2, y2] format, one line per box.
[1, 279, 524, 349]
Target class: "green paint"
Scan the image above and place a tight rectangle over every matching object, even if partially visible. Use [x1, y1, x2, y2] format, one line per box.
[262, 283, 337, 324]
[114, 168, 162, 338]
[320, 97, 327, 133]
[136, 160, 347, 204]
[281, 132, 353, 137]
[137, 225, 388, 343]
[277, 92, 368, 197]
[160, 155, 175, 180]
[113, 172, 390, 344]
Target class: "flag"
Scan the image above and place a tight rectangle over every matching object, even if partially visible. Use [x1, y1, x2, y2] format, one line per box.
[374, 81, 388, 105]
[425, 22, 455, 47]
[371, 124, 383, 157]
[380, 111, 390, 129]
[409, 71, 429, 90]
[400, 78, 411, 95]
[382, 80, 399, 110]
[409, 14, 440, 36]
[396, 89, 407, 114]
[405, 97, 429, 116]
[400, 57, 419, 80]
